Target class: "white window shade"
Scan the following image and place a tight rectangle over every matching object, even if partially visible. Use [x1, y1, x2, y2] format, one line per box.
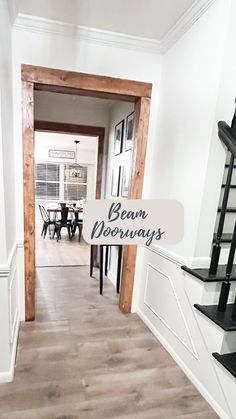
[35, 163, 60, 200]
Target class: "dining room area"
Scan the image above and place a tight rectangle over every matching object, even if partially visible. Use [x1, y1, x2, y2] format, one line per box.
[34, 129, 98, 268]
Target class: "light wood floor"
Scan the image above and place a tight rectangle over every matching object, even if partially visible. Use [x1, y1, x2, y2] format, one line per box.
[36, 225, 90, 267]
[0, 267, 218, 419]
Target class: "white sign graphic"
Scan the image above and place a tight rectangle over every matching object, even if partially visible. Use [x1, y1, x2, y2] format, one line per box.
[83, 200, 184, 246]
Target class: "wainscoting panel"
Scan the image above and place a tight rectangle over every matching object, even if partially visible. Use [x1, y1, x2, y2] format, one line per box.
[8, 265, 18, 344]
[0, 243, 20, 383]
[144, 263, 195, 355]
[136, 245, 233, 419]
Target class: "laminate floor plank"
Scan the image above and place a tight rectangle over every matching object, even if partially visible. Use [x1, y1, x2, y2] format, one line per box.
[0, 266, 218, 419]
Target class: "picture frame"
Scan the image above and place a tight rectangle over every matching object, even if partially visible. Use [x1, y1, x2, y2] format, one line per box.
[125, 112, 134, 151]
[121, 165, 130, 198]
[49, 149, 75, 159]
[111, 166, 121, 197]
[114, 120, 124, 155]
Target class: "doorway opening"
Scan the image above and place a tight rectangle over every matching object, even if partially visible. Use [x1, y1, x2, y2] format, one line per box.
[22, 65, 152, 321]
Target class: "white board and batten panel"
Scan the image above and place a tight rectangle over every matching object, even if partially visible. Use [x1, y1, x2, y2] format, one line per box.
[0, 244, 20, 383]
[136, 245, 235, 419]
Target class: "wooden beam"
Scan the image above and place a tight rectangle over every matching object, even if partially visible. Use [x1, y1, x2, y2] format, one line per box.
[119, 97, 151, 313]
[22, 81, 35, 321]
[22, 64, 152, 99]
[22, 65, 152, 320]
[34, 83, 135, 102]
[34, 120, 105, 137]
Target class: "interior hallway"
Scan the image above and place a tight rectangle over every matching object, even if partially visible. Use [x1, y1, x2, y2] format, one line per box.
[0, 267, 218, 419]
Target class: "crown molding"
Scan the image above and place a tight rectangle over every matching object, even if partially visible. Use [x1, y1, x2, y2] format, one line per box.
[162, 0, 217, 52]
[13, 13, 162, 54]
[13, 0, 216, 55]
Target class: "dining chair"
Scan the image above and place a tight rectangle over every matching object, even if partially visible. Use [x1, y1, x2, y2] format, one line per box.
[54, 206, 72, 242]
[71, 210, 83, 242]
[39, 204, 56, 239]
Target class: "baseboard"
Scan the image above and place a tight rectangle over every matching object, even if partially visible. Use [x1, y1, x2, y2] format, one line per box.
[137, 308, 231, 419]
[0, 315, 19, 384]
[107, 269, 116, 288]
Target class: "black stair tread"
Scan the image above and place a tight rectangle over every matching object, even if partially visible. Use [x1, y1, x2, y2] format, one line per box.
[225, 164, 236, 168]
[181, 265, 236, 282]
[213, 233, 232, 243]
[222, 184, 236, 188]
[218, 207, 236, 212]
[212, 352, 236, 379]
[194, 304, 236, 331]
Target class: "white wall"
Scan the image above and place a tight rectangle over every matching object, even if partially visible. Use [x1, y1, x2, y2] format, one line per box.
[147, 0, 231, 259]
[9, 5, 236, 417]
[11, 21, 162, 318]
[35, 91, 111, 127]
[134, 1, 236, 418]
[105, 101, 134, 286]
[35, 131, 98, 165]
[0, 0, 20, 383]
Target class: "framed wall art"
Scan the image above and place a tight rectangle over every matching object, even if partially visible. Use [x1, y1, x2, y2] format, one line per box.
[121, 165, 130, 198]
[49, 149, 75, 159]
[111, 166, 121, 197]
[125, 112, 134, 151]
[114, 120, 124, 155]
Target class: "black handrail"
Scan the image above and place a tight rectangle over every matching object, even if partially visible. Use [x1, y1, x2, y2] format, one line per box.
[209, 121, 236, 275]
[218, 121, 236, 158]
[212, 119, 236, 312]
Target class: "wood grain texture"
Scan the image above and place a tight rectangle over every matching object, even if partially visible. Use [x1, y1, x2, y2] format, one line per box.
[22, 64, 152, 319]
[22, 64, 152, 99]
[34, 120, 105, 137]
[34, 83, 136, 102]
[22, 81, 35, 321]
[119, 97, 151, 313]
[0, 267, 218, 419]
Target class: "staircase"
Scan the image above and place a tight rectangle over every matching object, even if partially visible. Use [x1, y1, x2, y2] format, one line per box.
[182, 113, 236, 389]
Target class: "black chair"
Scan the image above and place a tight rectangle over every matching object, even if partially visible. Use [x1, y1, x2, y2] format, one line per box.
[39, 205, 55, 239]
[54, 206, 72, 242]
[72, 211, 83, 242]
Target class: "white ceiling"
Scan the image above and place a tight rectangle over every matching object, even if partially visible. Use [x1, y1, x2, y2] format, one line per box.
[16, 0, 196, 40]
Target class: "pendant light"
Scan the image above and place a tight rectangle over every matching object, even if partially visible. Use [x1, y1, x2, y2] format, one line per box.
[72, 140, 81, 178]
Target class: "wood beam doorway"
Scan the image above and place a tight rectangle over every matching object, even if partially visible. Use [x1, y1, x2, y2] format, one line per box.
[22, 64, 152, 321]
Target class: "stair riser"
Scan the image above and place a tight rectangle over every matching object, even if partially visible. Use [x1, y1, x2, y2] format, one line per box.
[223, 169, 236, 185]
[219, 188, 236, 207]
[203, 282, 236, 305]
[219, 247, 236, 265]
[215, 212, 236, 234]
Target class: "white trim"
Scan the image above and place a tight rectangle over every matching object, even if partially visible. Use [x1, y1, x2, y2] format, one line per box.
[162, 0, 217, 52]
[13, 1, 216, 54]
[137, 308, 231, 419]
[187, 256, 211, 269]
[0, 315, 19, 384]
[0, 241, 23, 274]
[13, 14, 162, 54]
[0, 243, 17, 274]
[107, 269, 116, 288]
[147, 244, 211, 270]
[148, 244, 187, 266]
[144, 263, 199, 360]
